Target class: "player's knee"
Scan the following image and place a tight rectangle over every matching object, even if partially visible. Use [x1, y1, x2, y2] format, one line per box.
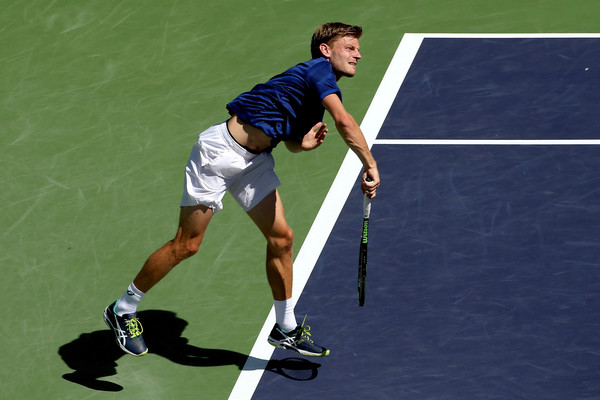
[171, 238, 201, 261]
[183, 241, 201, 259]
[267, 227, 294, 256]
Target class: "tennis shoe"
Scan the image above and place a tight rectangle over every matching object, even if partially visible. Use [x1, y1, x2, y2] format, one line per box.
[103, 301, 148, 356]
[267, 315, 330, 357]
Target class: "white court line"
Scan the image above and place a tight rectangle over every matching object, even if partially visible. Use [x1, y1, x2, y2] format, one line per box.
[375, 139, 600, 145]
[413, 33, 600, 38]
[227, 33, 600, 400]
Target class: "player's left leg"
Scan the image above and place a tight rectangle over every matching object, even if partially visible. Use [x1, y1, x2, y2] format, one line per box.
[247, 190, 330, 357]
[246, 190, 294, 301]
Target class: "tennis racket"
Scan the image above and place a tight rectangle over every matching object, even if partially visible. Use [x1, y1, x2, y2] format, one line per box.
[358, 177, 372, 307]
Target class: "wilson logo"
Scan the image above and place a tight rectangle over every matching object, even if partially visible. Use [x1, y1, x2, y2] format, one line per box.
[362, 221, 369, 243]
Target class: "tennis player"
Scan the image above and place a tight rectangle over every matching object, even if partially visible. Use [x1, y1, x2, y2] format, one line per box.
[104, 22, 380, 357]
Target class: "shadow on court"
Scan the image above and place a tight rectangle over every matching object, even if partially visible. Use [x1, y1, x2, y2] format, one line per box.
[59, 310, 321, 392]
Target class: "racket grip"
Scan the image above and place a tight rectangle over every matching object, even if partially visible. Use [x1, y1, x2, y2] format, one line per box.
[363, 193, 372, 218]
[363, 175, 373, 217]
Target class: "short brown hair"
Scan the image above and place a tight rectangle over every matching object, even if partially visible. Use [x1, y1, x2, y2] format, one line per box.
[311, 22, 363, 59]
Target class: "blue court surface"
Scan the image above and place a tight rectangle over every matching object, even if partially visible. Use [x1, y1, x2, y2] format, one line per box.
[231, 35, 600, 399]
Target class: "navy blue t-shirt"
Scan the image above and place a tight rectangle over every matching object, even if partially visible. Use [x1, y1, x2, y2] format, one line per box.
[226, 58, 341, 147]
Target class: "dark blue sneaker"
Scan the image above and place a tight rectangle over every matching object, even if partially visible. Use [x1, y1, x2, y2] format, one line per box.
[103, 301, 148, 356]
[267, 316, 330, 357]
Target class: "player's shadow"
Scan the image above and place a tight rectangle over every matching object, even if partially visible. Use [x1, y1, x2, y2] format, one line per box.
[59, 310, 321, 391]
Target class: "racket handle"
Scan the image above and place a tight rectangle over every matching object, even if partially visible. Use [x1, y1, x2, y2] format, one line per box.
[363, 174, 372, 218]
[363, 195, 372, 218]
[363, 175, 373, 217]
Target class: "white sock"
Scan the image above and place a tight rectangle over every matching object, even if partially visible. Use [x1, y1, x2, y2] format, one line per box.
[274, 298, 297, 332]
[115, 283, 145, 316]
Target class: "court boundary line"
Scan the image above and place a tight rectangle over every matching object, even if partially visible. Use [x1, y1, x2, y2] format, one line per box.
[375, 139, 600, 145]
[227, 32, 599, 399]
[414, 33, 600, 38]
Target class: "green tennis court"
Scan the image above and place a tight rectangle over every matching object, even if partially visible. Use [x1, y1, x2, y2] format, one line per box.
[1, 1, 597, 398]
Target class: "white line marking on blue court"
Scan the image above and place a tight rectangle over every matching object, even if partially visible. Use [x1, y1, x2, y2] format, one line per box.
[375, 139, 600, 145]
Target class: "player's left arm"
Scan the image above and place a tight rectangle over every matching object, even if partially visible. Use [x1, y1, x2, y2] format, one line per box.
[284, 122, 328, 153]
[322, 93, 380, 198]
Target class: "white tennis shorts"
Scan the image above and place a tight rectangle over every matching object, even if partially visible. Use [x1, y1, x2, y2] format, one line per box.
[180, 121, 280, 213]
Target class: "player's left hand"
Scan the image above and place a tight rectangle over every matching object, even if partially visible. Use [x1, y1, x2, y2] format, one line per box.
[300, 122, 328, 151]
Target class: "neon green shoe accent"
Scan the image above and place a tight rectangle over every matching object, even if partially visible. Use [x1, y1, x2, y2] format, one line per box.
[297, 315, 330, 356]
[124, 317, 144, 339]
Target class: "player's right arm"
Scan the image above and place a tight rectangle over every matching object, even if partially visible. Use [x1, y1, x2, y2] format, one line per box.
[322, 93, 380, 198]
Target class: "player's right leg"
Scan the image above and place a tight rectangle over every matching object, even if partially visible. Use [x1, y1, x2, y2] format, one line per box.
[104, 204, 213, 356]
[133, 205, 213, 293]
